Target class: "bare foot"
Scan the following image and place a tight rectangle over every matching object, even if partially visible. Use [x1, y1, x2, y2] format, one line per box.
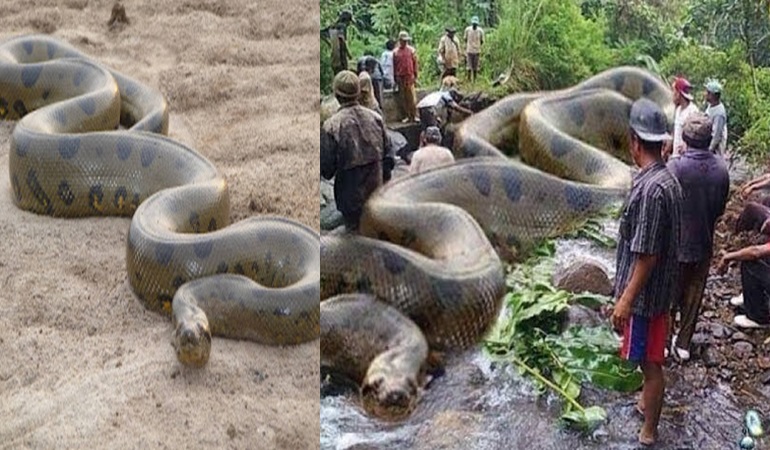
[635, 401, 645, 417]
[638, 426, 657, 446]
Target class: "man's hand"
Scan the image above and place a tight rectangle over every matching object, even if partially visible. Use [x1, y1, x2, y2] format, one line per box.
[716, 253, 731, 275]
[611, 297, 632, 332]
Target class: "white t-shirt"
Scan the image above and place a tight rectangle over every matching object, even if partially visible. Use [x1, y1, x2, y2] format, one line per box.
[672, 102, 699, 156]
[416, 91, 452, 109]
[410, 145, 455, 174]
[380, 50, 394, 85]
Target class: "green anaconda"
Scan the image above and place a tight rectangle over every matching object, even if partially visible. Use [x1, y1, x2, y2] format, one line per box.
[0, 34, 319, 367]
[321, 66, 673, 419]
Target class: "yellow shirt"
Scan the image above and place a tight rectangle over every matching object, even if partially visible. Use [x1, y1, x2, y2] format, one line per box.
[464, 26, 484, 54]
[438, 35, 461, 69]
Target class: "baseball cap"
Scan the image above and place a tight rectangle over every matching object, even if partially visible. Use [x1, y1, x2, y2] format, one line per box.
[398, 31, 411, 41]
[672, 77, 693, 101]
[471, 16, 480, 25]
[682, 112, 713, 149]
[705, 78, 723, 94]
[629, 98, 671, 142]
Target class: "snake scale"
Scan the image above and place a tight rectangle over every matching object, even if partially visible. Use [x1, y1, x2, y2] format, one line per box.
[321, 66, 674, 419]
[0, 34, 320, 367]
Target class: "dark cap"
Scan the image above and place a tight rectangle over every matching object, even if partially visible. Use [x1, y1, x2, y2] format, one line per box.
[446, 26, 456, 33]
[629, 98, 671, 142]
[682, 112, 713, 149]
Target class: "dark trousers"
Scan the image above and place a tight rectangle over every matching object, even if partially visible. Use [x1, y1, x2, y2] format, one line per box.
[741, 258, 770, 324]
[371, 78, 383, 108]
[673, 260, 709, 349]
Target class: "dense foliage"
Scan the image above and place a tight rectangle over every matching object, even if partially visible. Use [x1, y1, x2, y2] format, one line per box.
[321, 0, 770, 162]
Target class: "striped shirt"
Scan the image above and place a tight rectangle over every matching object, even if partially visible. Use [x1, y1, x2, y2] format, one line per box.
[613, 161, 683, 317]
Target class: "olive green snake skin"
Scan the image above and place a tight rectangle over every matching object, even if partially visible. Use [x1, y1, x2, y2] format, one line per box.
[1, 34, 319, 367]
[321, 66, 673, 419]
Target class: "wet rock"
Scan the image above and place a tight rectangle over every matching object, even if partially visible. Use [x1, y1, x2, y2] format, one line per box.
[415, 411, 482, 448]
[691, 332, 712, 347]
[761, 370, 770, 385]
[732, 332, 750, 342]
[553, 259, 613, 297]
[564, 304, 604, 329]
[733, 341, 754, 358]
[320, 178, 344, 231]
[759, 357, 770, 370]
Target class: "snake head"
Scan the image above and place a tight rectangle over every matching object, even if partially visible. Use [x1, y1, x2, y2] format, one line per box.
[172, 320, 212, 368]
[361, 372, 419, 421]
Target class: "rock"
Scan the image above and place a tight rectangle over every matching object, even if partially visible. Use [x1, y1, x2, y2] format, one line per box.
[553, 259, 613, 298]
[702, 347, 724, 368]
[758, 357, 770, 370]
[564, 304, 604, 329]
[761, 370, 770, 385]
[733, 341, 754, 358]
[702, 310, 716, 319]
[732, 332, 750, 342]
[708, 322, 733, 339]
[691, 332, 712, 347]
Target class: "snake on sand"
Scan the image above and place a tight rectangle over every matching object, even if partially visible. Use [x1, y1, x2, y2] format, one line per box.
[321, 66, 673, 419]
[0, 34, 319, 367]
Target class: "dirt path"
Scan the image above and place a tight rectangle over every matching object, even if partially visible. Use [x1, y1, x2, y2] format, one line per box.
[0, 1, 319, 448]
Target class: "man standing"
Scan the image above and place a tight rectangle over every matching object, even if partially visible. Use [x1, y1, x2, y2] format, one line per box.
[664, 77, 699, 160]
[667, 113, 729, 361]
[611, 98, 682, 447]
[393, 31, 419, 123]
[438, 27, 461, 79]
[416, 76, 472, 135]
[380, 40, 395, 90]
[704, 79, 728, 154]
[322, 11, 353, 75]
[320, 71, 390, 232]
[357, 55, 385, 107]
[410, 126, 455, 174]
[464, 16, 485, 83]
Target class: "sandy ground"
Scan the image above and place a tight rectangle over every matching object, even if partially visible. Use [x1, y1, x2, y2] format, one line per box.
[0, 1, 319, 448]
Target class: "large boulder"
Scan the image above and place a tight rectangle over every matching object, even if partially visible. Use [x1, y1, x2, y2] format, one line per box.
[553, 258, 613, 297]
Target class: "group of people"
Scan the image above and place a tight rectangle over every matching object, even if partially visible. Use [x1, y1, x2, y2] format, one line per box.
[609, 75, 770, 445]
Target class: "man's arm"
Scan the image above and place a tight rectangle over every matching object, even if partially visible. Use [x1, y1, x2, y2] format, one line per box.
[340, 36, 352, 59]
[320, 129, 338, 180]
[449, 100, 472, 116]
[612, 253, 658, 330]
[709, 113, 726, 152]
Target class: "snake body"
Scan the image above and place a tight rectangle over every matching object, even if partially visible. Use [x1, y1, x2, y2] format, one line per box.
[321, 66, 673, 418]
[1, 34, 320, 366]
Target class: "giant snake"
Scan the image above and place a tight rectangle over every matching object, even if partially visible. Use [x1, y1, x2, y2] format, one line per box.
[0, 34, 320, 367]
[321, 66, 674, 419]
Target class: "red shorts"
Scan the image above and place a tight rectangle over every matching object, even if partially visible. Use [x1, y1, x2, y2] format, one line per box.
[620, 313, 667, 364]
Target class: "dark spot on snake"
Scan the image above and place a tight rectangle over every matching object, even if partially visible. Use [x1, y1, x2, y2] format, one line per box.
[88, 185, 104, 210]
[11, 174, 21, 202]
[140, 145, 157, 167]
[154, 243, 174, 266]
[53, 109, 67, 126]
[250, 260, 260, 273]
[506, 234, 520, 249]
[273, 307, 291, 317]
[172, 276, 186, 289]
[611, 135, 625, 153]
[13, 100, 27, 117]
[0, 97, 8, 118]
[500, 169, 522, 203]
[42, 89, 50, 100]
[26, 169, 51, 214]
[432, 278, 464, 310]
[355, 275, 373, 293]
[584, 157, 604, 176]
[133, 270, 142, 283]
[14, 134, 30, 157]
[217, 262, 228, 273]
[188, 212, 201, 233]
[46, 42, 56, 59]
[78, 97, 96, 116]
[21, 66, 42, 88]
[114, 187, 129, 208]
[22, 41, 33, 55]
[234, 263, 245, 275]
[642, 78, 656, 96]
[73, 68, 86, 87]
[468, 168, 491, 197]
[158, 294, 173, 310]
[208, 218, 217, 232]
[381, 250, 407, 275]
[550, 133, 573, 158]
[58, 137, 80, 159]
[58, 181, 75, 206]
[401, 229, 417, 247]
[193, 240, 214, 259]
[377, 231, 390, 242]
[567, 101, 586, 127]
[116, 138, 132, 161]
[131, 193, 140, 209]
[564, 186, 592, 212]
[611, 72, 625, 92]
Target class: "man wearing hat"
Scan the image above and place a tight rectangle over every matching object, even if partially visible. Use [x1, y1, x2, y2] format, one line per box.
[463, 16, 485, 83]
[667, 112, 729, 361]
[393, 31, 419, 123]
[704, 78, 728, 154]
[611, 98, 682, 446]
[321, 11, 354, 75]
[321, 71, 390, 232]
[437, 26, 461, 79]
[410, 126, 455, 174]
[665, 77, 699, 159]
